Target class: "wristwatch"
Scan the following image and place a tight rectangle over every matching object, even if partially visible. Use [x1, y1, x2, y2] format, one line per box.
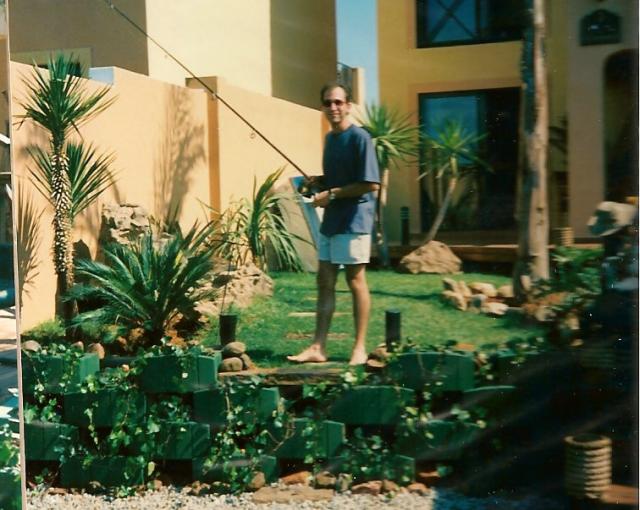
[328, 189, 337, 202]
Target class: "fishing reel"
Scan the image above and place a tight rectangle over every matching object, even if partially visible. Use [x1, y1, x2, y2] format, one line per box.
[297, 175, 326, 198]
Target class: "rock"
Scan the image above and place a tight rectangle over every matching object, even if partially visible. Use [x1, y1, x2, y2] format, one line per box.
[407, 482, 430, 495]
[469, 282, 498, 297]
[417, 470, 441, 487]
[222, 341, 246, 358]
[248, 472, 266, 491]
[351, 480, 382, 496]
[281, 470, 311, 486]
[314, 471, 337, 489]
[219, 357, 244, 372]
[370, 346, 390, 361]
[469, 293, 488, 309]
[240, 353, 255, 370]
[534, 305, 556, 323]
[480, 301, 509, 316]
[442, 277, 458, 292]
[21, 340, 41, 352]
[48, 487, 69, 495]
[381, 479, 400, 493]
[366, 358, 386, 372]
[398, 241, 462, 274]
[497, 284, 514, 299]
[150, 479, 163, 490]
[442, 290, 467, 311]
[99, 204, 150, 251]
[252, 486, 333, 504]
[71, 341, 84, 351]
[336, 473, 352, 492]
[86, 343, 106, 359]
[458, 280, 472, 298]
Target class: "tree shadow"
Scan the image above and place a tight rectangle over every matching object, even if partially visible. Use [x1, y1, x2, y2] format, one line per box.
[15, 188, 42, 303]
[153, 86, 205, 226]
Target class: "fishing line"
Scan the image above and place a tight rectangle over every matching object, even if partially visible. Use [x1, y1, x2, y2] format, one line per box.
[101, 0, 311, 179]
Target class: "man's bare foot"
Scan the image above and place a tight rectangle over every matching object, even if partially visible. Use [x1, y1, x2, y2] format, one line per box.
[287, 344, 328, 363]
[348, 347, 368, 366]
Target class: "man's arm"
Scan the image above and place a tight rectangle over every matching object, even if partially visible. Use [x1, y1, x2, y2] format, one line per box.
[312, 182, 380, 208]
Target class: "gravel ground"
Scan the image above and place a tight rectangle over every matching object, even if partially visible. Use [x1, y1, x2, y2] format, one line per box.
[27, 487, 565, 510]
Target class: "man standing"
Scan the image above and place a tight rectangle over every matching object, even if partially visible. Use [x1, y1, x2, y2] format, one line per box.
[288, 83, 380, 366]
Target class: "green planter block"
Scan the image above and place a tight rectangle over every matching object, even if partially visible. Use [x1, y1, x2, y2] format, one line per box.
[60, 456, 145, 488]
[273, 418, 345, 460]
[155, 421, 210, 460]
[193, 386, 280, 427]
[460, 385, 516, 420]
[64, 389, 146, 428]
[329, 386, 415, 426]
[192, 455, 278, 483]
[0, 469, 21, 510]
[137, 353, 221, 393]
[395, 419, 481, 461]
[22, 353, 100, 395]
[389, 352, 475, 392]
[24, 421, 78, 461]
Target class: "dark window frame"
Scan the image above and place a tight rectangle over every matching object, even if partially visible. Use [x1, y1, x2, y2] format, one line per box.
[416, 0, 525, 48]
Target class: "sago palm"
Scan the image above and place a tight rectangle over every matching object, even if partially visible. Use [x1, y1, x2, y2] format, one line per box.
[18, 54, 114, 323]
[68, 225, 216, 350]
[419, 119, 491, 243]
[358, 104, 421, 266]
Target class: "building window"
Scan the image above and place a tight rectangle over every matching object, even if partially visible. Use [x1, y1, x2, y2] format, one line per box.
[419, 88, 520, 232]
[416, 0, 526, 47]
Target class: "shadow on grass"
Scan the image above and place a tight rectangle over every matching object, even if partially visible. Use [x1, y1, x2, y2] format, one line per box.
[369, 289, 441, 302]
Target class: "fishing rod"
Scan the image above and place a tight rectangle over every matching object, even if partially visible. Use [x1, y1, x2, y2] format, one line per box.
[101, 0, 313, 181]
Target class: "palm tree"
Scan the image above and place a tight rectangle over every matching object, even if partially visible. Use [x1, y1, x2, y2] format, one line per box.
[513, 0, 550, 300]
[419, 119, 491, 243]
[358, 104, 421, 266]
[18, 54, 115, 324]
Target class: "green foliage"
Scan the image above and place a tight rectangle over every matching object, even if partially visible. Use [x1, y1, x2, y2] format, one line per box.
[0, 424, 18, 470]
[547, 247, 602, 295]
[211, 167, 304, 271]
[340, 428, 400, 483]
[22, 318, 66, 344]
[357, 103, 421, 170]
[68, 224, 216, 348]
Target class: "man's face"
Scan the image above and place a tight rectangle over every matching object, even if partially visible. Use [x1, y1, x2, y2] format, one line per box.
[322, 86, 351, 127]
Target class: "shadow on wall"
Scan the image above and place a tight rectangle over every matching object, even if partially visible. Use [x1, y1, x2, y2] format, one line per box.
[153, 86, 205, 226]
[16, 187, 41, 303]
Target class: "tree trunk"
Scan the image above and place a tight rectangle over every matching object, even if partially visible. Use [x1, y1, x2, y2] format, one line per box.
[424, 175, 458, 244]
[513, 0, 550, 301]
[375, 168, 390, 266]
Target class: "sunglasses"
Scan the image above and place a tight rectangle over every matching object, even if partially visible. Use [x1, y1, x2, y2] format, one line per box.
[322, 99, 346, 107]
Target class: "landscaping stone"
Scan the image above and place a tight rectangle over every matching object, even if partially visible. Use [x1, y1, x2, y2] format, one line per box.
[21, 340, 41, 352]
[25, 421, 79, 461]
[351, 480, 382, 496]
[329, 385, 414, 426]
[442, 290, 467, 311]
[240, 353, 255, 369]
[388, 352, 475, 392]
[398, 241, 462, 274]
[281, 470, 311, 485]
[314, 471, 337, 489]
[407, 482, 430, 495]
[336, 473, 352, 492]
[22, 353, 100, 394]
[497, 284, 514, 298]
[480, 301, 509, 316]
[417, 470, 441, 487]
[248, 472, 266, 491]
[70, 341, 84, 351]
[252, 486, 334, 504]
[86, 342, 105, 359]
[222, 341, 246, 358]
[382, 479, 400, 493]
[137, 353, 220, 393]
[220, 357, 243, 372]
[365, 358, 386, 372]
[469, 293, 488, 309]
[469, 282, 498, 297]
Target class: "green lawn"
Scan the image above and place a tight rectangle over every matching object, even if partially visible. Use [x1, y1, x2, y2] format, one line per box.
[202, 270, 545, 368]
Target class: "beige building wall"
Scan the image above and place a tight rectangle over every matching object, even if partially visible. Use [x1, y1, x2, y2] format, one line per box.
[377, 0, 522, 243]
[566, 0, 638, 238]
[8, 0, 336, 108]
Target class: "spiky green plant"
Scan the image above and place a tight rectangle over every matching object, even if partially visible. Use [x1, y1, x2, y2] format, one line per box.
[358, 104, 421, 265]
[419, 119, 491, 242]
[67, 224, 215, 349]
[213, 167, 304, 271]
[18, 54, 115, 324]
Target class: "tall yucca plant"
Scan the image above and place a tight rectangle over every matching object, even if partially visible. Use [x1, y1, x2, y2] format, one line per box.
[18, 54, 115, 324]
[419, 119, 491, 243]
[358, 104, 421, 266]
[68, 225, 216, 349]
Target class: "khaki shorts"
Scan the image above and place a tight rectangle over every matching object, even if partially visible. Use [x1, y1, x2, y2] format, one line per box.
[318, 233, 371, 265]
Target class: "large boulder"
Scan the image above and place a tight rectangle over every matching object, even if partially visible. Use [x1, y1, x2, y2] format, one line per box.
[398, 241, 462, 274]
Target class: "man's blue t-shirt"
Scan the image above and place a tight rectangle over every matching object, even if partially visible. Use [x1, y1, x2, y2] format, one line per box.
[320, 125, 380, 236]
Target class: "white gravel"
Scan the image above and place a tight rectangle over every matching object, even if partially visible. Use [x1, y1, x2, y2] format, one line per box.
[27, 487, 564, 510]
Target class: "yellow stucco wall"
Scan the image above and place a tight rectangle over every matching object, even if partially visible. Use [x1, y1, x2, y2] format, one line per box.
[377, 0, 522, 243]
[566, 0, 638, 238]
[8, 0, 336, 109]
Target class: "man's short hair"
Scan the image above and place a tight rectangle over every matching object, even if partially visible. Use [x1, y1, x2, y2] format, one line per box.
[320, 82, 352, 103]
